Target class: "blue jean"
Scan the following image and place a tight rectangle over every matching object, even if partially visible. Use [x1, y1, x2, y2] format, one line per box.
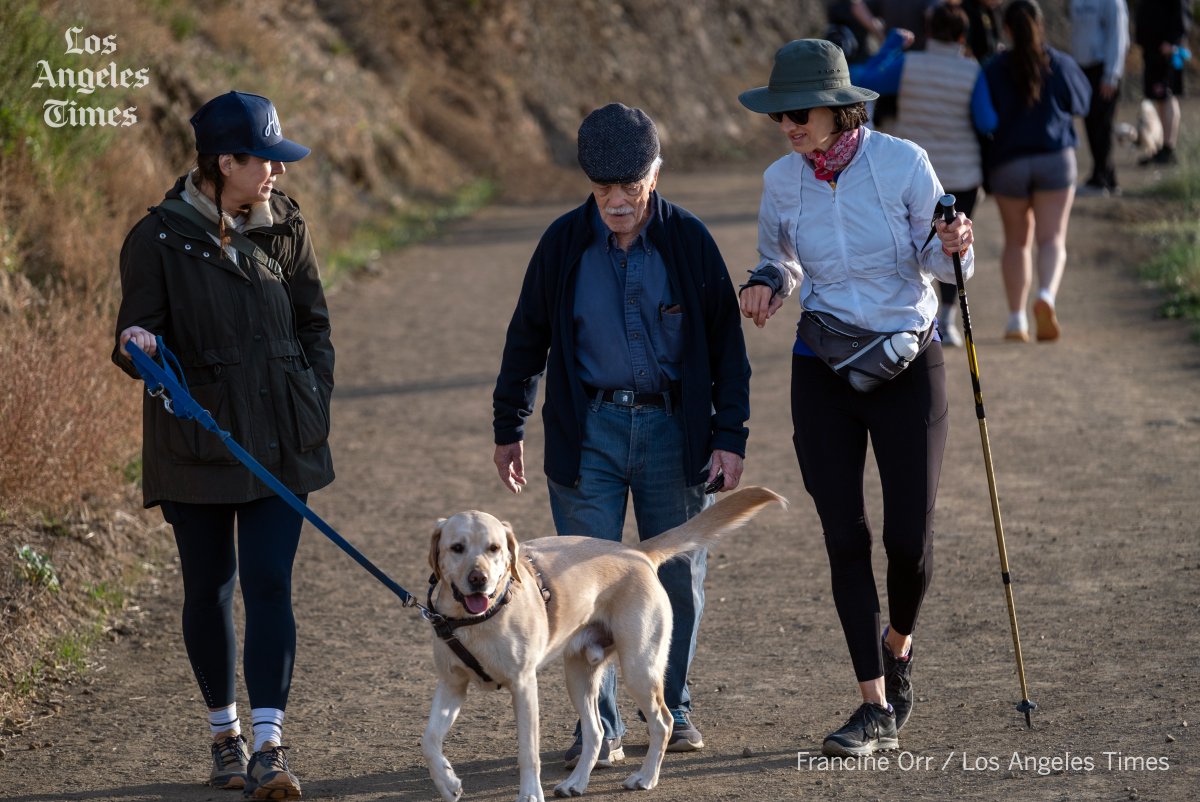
[548, 398, 710, 739]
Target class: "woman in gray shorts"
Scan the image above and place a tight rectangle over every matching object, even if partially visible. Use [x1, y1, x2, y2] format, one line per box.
[982, 0, 1091, 342]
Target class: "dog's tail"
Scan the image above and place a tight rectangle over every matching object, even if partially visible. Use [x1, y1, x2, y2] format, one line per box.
[636, 486, 787, 567]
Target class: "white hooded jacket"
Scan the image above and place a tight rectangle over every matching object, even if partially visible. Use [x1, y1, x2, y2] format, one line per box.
[752, 125, 974, 335]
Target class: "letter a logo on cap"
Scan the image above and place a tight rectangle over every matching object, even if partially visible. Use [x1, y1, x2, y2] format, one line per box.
[263, 108, 282, 138]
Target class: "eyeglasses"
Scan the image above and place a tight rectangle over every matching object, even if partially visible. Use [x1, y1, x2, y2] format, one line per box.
[768, 108, 811, 125]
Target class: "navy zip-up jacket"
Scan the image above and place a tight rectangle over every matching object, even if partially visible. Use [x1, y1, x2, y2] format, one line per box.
[493, 192, 750, 488]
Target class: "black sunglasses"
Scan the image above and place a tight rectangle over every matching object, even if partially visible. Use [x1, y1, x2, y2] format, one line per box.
[768, 108, 811, 125]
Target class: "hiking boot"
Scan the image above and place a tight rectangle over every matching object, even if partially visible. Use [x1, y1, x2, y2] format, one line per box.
[666, 709, 705, 752]
[563, 734, 624, 769]
[821, 703, 898, 757]
[243, 745, 301, 800]
[209, 734, 249, 789]
[883, 640, 914, 731]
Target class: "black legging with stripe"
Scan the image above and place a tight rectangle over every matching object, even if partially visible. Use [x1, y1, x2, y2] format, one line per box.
[161, 495, 305, 710]
[791, 345, 948, 683]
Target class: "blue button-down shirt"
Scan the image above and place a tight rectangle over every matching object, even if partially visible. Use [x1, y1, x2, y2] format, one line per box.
[573, 202, 682, 393]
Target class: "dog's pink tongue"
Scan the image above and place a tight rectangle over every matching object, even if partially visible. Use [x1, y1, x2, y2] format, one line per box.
[464, 593, 489, 615]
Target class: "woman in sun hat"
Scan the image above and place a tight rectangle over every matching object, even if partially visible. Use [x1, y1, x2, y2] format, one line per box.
[737, 38, 975, 757]
[112, 91, 331, 799]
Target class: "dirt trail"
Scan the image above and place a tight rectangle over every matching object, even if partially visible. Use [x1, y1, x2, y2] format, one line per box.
[2, 112, 1198, 801]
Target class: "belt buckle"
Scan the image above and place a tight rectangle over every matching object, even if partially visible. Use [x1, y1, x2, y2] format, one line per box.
[614, 390, 635, 406]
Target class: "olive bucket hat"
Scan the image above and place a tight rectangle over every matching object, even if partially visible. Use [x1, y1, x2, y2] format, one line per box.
[738, 39, 878, 114]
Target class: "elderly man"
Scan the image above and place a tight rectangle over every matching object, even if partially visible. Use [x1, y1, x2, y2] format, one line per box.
[492, 103, 751, 765]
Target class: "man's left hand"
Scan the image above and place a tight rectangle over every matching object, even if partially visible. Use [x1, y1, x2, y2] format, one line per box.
[707, 450, 744, 492]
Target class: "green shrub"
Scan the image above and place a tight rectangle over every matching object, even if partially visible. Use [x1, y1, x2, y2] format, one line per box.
[15, 545, 60, 591]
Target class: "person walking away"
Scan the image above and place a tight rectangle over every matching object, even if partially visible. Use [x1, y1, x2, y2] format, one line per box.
[963, 0, 1005, 64]
[737, 38, 976, 757]
[827, 0, 886, 63]
[1071, 0, 1130, 194]
[983, 0, 1091, 342]
[1134, 0, 1192, 166]
[113, 90, 333, 800]
[492, 103, 751, 766]
[852, 2, 999, 346]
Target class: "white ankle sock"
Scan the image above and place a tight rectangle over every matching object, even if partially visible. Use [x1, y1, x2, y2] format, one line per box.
[1037, 289, 1055, 307]
[208, 704, 240, 737]
[1008, 311, 1028, 332]
[251, 708, 285, 752]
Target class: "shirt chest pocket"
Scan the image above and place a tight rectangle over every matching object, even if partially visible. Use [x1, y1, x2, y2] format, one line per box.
[653, 303, 685, 364]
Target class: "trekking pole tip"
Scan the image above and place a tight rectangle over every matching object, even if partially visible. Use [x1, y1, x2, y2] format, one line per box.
[1017, 698, 1037, 728]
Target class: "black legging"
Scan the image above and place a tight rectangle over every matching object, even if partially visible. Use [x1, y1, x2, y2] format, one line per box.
[1081, 63, 1119, 189]
[161, 495, 305, 710]
[791, 345, 948, 683]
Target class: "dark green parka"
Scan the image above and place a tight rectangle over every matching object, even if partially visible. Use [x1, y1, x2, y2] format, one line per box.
[113, 176, 334, 507]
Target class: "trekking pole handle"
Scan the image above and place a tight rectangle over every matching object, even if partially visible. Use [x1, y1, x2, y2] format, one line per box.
[939, 193, 957, 225]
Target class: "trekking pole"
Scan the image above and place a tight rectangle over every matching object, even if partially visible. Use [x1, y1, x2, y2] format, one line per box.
[940, 194, 1037, 728]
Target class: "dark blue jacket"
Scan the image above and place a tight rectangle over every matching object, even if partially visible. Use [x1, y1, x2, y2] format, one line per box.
[493, 192, 750, 487]
[983, 46, 1091, 169]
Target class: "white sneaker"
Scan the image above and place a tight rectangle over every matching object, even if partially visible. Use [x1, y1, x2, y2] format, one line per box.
[941, 320, 964, 347]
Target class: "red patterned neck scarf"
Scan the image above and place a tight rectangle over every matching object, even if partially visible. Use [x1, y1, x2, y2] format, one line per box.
[805, 128, 861, 182]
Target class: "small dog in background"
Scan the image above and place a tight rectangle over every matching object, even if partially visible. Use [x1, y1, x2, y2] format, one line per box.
[1114, 99, 1164, 162]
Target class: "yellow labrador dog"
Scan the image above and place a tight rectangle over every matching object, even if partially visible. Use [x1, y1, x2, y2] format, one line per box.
[421, 486, 785, 802]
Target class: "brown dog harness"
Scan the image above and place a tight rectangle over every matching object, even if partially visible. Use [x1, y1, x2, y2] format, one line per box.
[425, 556, 551, 688]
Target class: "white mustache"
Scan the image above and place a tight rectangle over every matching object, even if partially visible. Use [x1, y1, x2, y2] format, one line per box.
[605, 205, 634, 216]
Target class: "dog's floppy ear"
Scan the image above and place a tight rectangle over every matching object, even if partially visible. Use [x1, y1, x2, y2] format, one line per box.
[502, 521, 522, 584]
[429, 518, 448, 581]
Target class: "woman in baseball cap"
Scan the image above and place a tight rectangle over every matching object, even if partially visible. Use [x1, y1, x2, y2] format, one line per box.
[113, 91, 328, 799]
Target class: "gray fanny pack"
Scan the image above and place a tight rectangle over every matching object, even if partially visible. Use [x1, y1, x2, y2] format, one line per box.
[797, 310, 933, 393]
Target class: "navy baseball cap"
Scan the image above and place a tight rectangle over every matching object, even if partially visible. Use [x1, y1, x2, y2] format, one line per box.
[190, 91, 310, 162]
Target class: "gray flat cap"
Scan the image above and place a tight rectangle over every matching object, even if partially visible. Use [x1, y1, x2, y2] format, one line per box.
[577, 103, 660, 184]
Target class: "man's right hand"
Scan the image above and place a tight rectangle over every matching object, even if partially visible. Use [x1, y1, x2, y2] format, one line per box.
[493, 442, 527, 494]
[118, 326, 157, 359]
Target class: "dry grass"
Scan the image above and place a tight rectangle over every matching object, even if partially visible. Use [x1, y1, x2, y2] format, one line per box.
[0, 281, 162, 723]
[0, 287, 140, 513]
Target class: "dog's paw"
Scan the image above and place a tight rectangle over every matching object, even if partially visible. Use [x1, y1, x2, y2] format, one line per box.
[433, 765, 463, 801]
[622, 771, 658, 791]
[553, 776, 588, 797]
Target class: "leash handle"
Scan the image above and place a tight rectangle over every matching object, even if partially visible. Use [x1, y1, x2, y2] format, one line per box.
[123, 339, 420, 608]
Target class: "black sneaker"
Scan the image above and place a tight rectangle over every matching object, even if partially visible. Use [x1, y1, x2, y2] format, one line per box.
[666, 709, 705, 752]
[821, 703, 899, 757]
[1153, 145, 1178, 165]
[243, 745, 301, 800]
[208, 734, 249, 789]
[563, 734, 624, 769]
[883, 640, 914, 730]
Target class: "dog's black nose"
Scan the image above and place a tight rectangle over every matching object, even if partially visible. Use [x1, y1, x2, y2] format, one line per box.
[468, 569, 487, 590]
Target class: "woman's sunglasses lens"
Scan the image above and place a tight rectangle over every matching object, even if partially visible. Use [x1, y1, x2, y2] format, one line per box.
[769, 109, 809, 125]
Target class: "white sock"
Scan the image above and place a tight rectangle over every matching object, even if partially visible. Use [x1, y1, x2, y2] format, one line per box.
[208, 704, 240, 737]
[251, 707, 285, 752]
[1008, 311, 1028, 332]
[1037, 288, 1055, 307]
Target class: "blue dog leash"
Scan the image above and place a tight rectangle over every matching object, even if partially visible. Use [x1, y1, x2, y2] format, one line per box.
[125, 337, 422, 610]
